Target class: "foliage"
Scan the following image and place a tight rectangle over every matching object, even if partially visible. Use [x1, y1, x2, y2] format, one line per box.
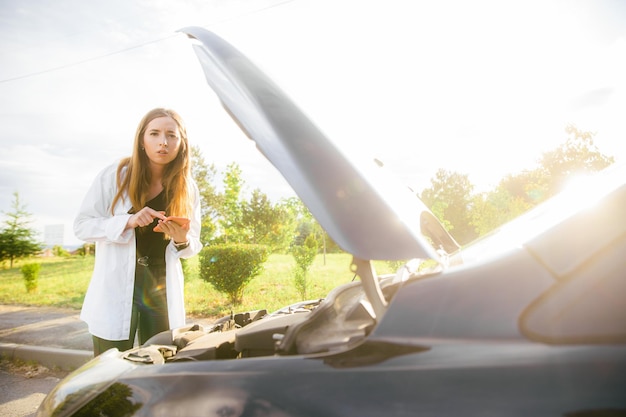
[75, 243, 95, 257]
[217, 163, 246, 243]
[291, 233, 319, 300]
[191, 161, 340, 257]
[21, 262, 41, 293]
[471, 186, 531, 236]
[52, 245, 70, 257]
[425, 200, 453, 232]
[190, 146, 220, 244]
[242, 189, 296, 252]
[536, 124, 614, 200]
[419, 125, 615, 240]
[420, 169, 477, 244]
[209, 165, 305, 253]
[281, 197, 309, 240]
[386, 260, 405, 272]
[180, 257, 197, 282]
[199, 243, 270, 304]
[285, 197, 341, 255]
[0, 192, 43, 267]
[285, 197, 316, 247]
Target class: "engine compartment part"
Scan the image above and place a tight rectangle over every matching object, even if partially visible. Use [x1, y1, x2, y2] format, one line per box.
[132, 301, 322, 363]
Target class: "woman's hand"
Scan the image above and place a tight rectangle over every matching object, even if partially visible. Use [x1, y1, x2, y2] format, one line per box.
[126, 207, 166, 230]
[154, 219, 189, 244]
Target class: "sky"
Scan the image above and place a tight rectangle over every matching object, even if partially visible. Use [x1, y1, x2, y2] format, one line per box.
[0, 0, 625, 247]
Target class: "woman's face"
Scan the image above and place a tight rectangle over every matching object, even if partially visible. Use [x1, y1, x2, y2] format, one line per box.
[142, 116, 182, 168]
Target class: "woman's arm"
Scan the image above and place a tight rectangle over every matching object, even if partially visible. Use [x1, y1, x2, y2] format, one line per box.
[166, 179, 202, 258]
[73, 164, 134, 244]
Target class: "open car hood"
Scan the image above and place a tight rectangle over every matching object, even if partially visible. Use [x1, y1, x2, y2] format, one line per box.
[181, 27, 458, 262]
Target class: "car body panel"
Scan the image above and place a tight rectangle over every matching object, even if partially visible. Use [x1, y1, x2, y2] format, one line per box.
[42, 345, 626, 416]
[374, 249, 555, 341]
[181, 26, 449, 262]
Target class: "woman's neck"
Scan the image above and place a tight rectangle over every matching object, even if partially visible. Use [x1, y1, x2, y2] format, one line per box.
[148, 164, 165, 200]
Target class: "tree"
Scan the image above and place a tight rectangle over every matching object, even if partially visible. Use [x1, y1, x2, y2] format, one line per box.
[496, 169, 548, 206]
[76, 242, 95, 257]
[471, 187, 531, 236]
[537, 124, 614, 200]
[469, 125, 614, 236]
[53, 245, 70, 257]
[218, 162, 246, 243]
[190, 146, 220, 245]
[0, 192, 43, 267]
[282, 197, 312, 247]
[420, 169, 477, 244]
[242, 189, 295, 252]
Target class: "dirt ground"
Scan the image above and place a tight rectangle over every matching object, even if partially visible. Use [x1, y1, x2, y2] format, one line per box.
[0, 357, 68, 379]
[0, 357, 69, 417]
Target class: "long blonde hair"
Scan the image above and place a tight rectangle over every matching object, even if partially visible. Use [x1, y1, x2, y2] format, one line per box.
[111, 108, 192, 218]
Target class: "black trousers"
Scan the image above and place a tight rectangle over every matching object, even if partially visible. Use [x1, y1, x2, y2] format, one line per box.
[92, 263, 169, 356]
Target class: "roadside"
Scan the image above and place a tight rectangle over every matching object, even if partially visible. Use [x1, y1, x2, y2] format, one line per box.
[0, 304, 91, 351]
[0, 304, 216, 370]
[0, 358, 68, 417]
[0, 304, 93, 372]
[0, 357, 67, 382]
[0, 303, 216, 416]
[0, 305, 88, 416]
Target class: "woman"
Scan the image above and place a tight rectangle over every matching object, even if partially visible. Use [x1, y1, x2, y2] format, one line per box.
[74, 108, 202, 356]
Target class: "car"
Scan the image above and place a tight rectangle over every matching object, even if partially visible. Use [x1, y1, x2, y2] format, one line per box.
[37, 27, 626, 417]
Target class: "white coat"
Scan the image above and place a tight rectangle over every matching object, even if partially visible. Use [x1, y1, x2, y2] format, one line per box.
[74, 163, 202, 341]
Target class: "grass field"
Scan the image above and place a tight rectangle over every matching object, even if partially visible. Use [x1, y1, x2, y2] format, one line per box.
[0, 253, 396, 320]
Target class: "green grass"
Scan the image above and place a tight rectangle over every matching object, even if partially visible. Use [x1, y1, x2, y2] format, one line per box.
[0, 257, 93, 309]
[0, 254, 396, 320]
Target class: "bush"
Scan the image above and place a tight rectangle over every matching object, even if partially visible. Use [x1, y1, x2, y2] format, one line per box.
[385, 260, 405, 272]
[199, 244, 269, 305]
[76, 243, 95, 257]
[21, 262, 41, 293]
[181, 257, 198, 281]
[52, 245, 70, 257]
[291, 234, 318, 300]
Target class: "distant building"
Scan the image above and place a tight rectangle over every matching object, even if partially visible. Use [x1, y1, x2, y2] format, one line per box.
[44, 224, 64, 247]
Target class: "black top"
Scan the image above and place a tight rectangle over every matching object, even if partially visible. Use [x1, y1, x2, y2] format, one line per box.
[136, 190, 169, 264]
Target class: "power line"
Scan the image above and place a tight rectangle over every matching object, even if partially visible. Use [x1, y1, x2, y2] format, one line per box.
[0, 0, 297, 85]
[0, 33, 178, 84]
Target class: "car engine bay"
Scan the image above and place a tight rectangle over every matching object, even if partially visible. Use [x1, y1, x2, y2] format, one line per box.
[122, 265, 419, 364]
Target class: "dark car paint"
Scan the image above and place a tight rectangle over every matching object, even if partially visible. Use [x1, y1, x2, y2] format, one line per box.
[58, 345, 626, 416]
[375, 249, 554, 341]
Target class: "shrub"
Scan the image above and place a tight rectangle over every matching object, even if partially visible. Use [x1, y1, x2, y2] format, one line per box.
[181, 257, 198, 281]
[385, 260, 405, 272]
[76, 243, 95, 257]
[291, 234, 318, 300]
[52, 245, 70, 257]
[199, 243, 269, 305]
[21, 262, 41, 293]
